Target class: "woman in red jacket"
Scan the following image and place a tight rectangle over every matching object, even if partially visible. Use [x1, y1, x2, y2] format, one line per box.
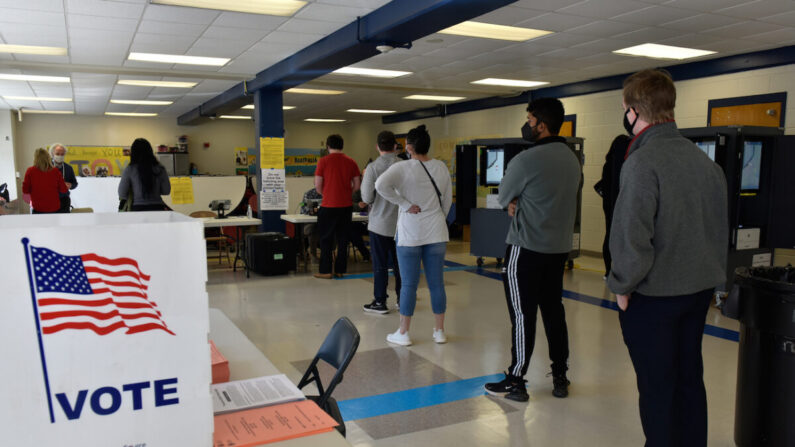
[23, 148, 68, 214]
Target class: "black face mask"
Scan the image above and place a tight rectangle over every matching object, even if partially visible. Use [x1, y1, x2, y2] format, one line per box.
[623, 108, 638, 136]
[521, 122, 539, 142]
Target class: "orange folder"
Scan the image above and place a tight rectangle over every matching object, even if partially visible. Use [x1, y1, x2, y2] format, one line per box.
[213, 399, 338, 446]
[210, 340, 230, 384]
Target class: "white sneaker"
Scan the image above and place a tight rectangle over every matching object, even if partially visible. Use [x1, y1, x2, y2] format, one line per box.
[386, 329, 412, 346]
[433, 329, 447, 344]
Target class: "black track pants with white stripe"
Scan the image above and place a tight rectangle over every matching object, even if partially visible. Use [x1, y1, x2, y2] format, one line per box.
[501, 244, 570, 378]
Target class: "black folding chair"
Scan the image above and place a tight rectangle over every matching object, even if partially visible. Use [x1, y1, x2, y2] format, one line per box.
[297, 317, 360, 437]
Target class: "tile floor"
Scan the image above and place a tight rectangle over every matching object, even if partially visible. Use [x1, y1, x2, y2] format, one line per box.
[207, 241, 740, 446]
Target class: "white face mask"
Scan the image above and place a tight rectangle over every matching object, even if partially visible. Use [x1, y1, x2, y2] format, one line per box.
[53, 155, 65, 164]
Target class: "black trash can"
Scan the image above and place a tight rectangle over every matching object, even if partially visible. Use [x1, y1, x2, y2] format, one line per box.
[723, 266, 795, 447]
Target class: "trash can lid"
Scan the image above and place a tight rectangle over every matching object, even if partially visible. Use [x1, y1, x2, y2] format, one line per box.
[735, 266, 795, 299]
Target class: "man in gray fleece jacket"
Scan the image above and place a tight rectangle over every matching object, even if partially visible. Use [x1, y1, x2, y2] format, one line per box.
[609, 69, 728, 447]
[484, 97, 581, 402]
[360, 131, 402, 314]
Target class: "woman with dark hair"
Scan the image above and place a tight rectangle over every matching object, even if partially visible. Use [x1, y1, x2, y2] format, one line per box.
[118, 138, 171, 211]
[376, 124, 452, 346]
[23, 147, 68, 214]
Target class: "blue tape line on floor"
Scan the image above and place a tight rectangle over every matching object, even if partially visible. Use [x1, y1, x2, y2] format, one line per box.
[338, 373, 504, 421]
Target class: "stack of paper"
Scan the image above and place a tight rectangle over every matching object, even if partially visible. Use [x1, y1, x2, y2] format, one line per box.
[210, 340, 230, 384]
[213, 400, 338, 447]
[212, 374, 305, 415]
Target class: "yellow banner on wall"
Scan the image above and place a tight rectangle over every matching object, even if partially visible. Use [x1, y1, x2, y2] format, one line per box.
[63, 146, 129, 177]
[260, 137, 285, 169]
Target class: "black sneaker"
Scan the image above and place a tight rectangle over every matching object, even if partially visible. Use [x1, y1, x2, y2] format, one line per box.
[363, 300, 389, 314]
[552, 374, 570, 398]
[485, 372, 529, 402]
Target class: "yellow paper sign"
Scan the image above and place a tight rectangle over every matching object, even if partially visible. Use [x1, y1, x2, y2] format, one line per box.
[63, 146, 129, 177]
[169, 177, 194, 204]
[260, 137, 285, 169]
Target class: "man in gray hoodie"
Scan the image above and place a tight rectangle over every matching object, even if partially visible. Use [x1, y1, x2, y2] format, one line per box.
[485, 98, 581, 402]
[609, 69, 728, 447]
[360, 131, 402, 314]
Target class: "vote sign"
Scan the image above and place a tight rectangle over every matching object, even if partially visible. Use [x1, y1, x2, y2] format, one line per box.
[0, 212, 212, 446]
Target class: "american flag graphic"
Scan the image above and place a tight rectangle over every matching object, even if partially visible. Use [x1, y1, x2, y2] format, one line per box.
[28, 244, 175, 336]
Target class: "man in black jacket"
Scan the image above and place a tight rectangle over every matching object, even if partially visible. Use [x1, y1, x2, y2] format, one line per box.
[594, 135, 630, 277]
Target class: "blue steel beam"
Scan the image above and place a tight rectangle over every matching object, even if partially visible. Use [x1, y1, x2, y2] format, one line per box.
[178, 0, 517, 125]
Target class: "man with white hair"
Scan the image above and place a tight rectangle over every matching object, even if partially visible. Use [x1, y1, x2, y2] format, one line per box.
[49, 143, 78, 212]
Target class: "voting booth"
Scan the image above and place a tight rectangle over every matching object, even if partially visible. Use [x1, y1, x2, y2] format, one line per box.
[0, 212, 213, 446]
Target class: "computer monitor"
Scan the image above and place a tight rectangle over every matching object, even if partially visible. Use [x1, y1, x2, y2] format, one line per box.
[480, 148, 504, 186]
[741, 140, 763, 191]
[694, 140, 716, 161]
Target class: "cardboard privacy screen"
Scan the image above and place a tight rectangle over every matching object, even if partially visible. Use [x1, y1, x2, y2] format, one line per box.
[0, 212, 212, 446]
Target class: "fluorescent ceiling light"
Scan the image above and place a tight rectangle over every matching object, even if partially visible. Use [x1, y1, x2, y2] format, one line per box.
[347, 109, 396, 114]
[105, 112, 158, 117]
[220, 115, 251, 120]
[332, 67, 411, 78]
[118, 80, 197, 88]
[128, 52, 229, 66]
[613, 43, 716, 60]
[111, 99, 173, 106]
[0, 44, 67, 56]
[404, 94, 465, 102]
[0, 73, 70, 83]
[242, 105, 296, 110]
[20, 109, 74, 115]
[439, 21, 552, 42]
[472, 78, 549, 88]
[305, 118, 346, 123]
[150, 0, 306, 16]
[286, 88, 345, 95]
[4, 96, 72, 102]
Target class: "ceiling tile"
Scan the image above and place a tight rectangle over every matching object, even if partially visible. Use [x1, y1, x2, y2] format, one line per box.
[612, 26, 688, 42]
[513, 0, 585, 11]
[260, 30, 324, 46]
[702, 21, 786, 39]
[130, 33, 198, 54]
[611, 5, 695, 26]
[142, 3, 219, 25]
[516, 12, 594, 32]
[568, 20, 640, 38]
[0, 0, 63, 12]
[0, 9, 64, 26]
[472, 6, 545, 26]
[201, 26, 269, 44]
[65, 0, 144, 19]
[662, 0, 755, 12]
[660, 13, 742, 32]
[757, 10, 795, 26]
[67, 14, 139, 32]
[557, 0, 650, 19]
[136, 20, 208, 37]
[294, 3, 373, 23]
[0, 23, 67, 46]
[715, 0, 795, 19]
[277, 18, 346, 35]
[188, 37, 250, 58]
[211, 11, 289, 30]
[11, 55, 71, 64]
[744, 27, 795, 45]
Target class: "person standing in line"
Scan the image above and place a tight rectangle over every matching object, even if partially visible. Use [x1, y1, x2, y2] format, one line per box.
[608, 69, 727, 447]
[376, 124, 451, 346]
[313, 134, 361, 279]
[484, 97, 581, 402]
[118, 138, 171, 211]
[594, 135, 630, 278]
[49, 143, 78, 213]
[23, 148, 69, 214]
[361, 130, 403, 314]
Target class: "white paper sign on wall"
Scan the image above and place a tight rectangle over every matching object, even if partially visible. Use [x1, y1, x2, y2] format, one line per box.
[0, 212, 213, 446]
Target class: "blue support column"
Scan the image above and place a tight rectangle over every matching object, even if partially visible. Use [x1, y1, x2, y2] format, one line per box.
[254, 87, 286, 233]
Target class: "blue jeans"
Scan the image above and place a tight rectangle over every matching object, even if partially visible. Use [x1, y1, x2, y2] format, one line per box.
[369, 231, 401, 304]
[396, 242, 447, 316]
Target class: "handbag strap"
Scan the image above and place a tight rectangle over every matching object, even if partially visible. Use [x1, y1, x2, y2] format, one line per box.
[418, 160, 443, 210]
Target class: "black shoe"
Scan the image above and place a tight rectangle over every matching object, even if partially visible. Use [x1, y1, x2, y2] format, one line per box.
[363, 300, 389, 314]
[552, 374, 570, 398]
[485, 372, 529, 402]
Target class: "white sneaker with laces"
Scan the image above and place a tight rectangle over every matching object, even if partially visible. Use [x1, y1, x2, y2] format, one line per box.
[386, 329, 412, 346]
[433, 328, 447, 344]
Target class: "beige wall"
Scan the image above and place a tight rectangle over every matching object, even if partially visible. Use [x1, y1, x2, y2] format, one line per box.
[345, 64, 795, 256]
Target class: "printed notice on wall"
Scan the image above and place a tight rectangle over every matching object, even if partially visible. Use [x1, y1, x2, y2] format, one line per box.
[260, 137, 285, 169]
[260, 190, 288, 211]
[169, 177, 194, 204]
[262, 169, 286, 190]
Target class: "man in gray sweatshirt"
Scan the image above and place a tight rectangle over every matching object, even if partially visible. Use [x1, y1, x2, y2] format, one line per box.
[485, 98, 581, 402]
[360, 131, 402, 314]
[609, 69, 727, 447]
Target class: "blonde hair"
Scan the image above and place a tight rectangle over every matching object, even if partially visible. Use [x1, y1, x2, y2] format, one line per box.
[623, 69, 676, 124]
[33, 148, 53, 171]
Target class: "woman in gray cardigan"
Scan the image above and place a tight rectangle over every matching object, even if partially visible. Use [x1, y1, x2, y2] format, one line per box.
[118, 138, 171, 211]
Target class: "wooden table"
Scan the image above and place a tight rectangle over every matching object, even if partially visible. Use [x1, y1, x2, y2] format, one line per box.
[279, 213, 368, 271]
[209, 308, 352, 447]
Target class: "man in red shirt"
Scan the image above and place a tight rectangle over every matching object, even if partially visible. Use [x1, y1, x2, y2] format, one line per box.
[314, 134, 362, 279]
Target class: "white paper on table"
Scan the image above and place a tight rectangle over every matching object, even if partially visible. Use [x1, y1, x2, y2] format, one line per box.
[211, 374, 305, 415]
[260, 190, 288, 210]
